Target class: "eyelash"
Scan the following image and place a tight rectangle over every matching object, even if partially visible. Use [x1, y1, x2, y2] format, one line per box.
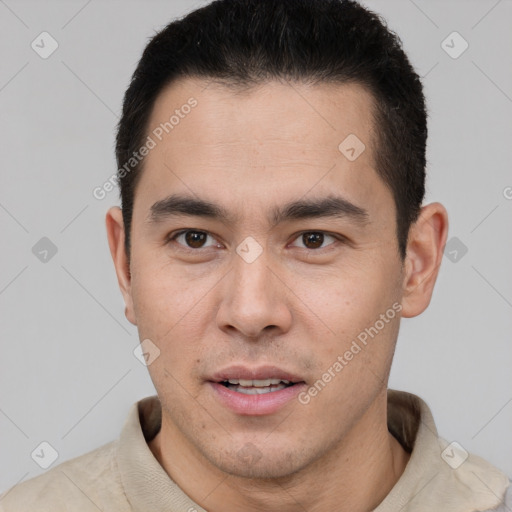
[165, 229, 345, 253]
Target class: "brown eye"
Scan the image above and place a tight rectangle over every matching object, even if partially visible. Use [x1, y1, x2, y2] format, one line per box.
[291, 231, 337, 250]
[303, 232, 324, 249]
[169, 230, 218, 250]
[184, 231, 207, 248]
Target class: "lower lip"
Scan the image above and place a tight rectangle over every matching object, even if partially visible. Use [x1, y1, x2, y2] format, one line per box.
[209, 382, 306, 416]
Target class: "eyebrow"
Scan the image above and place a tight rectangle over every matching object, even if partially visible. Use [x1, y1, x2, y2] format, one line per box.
[146, 193, 369, 227]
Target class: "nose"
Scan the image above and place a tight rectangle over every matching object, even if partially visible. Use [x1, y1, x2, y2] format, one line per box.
[216, 247, 292, 340]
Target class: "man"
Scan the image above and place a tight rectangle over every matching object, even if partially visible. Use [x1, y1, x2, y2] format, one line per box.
[1, 0, 510, 510]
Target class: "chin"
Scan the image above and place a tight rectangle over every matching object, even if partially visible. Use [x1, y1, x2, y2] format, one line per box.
[204, 442, 312, 480]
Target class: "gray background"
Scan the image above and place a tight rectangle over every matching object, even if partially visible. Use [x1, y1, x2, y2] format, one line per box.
[1, 0, 511, 493]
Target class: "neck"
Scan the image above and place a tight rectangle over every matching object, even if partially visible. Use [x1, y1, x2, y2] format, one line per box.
[149, 390, 410, 512]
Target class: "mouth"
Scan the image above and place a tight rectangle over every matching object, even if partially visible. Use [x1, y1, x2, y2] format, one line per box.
[208, 366, 306, 415]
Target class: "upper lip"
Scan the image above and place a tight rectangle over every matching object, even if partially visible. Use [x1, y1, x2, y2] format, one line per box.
[209, 365, 304, 384]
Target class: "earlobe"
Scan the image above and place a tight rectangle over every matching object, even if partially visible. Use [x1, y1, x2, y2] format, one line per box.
[105, 206, 137, 326]
[401, 202, 449, 318]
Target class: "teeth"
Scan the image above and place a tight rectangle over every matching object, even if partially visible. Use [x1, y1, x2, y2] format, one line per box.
[227, 378, 290, 387]
[228, 383, 288, 394]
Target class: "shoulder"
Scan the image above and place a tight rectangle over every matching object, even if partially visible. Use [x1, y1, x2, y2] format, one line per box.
[0, 440, 130, 512]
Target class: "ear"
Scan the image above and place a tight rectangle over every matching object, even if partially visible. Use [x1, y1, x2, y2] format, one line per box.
[105, 206, 137, 326]
[401, 202, 449, 318]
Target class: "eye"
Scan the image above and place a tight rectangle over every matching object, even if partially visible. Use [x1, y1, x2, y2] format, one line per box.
[167, 229, 221, 250]
[290, 231, 338, 250]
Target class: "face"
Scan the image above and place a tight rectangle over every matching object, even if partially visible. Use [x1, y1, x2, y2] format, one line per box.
[112, 78, 410, 479]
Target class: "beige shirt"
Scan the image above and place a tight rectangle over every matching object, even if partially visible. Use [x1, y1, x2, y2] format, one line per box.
[1, 389, 510, 512]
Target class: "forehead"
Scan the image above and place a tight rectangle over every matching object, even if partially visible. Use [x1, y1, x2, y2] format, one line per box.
[133, 77, 390, 225]
[148, 77, 376, 157]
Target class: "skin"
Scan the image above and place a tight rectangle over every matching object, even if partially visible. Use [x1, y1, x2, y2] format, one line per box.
[106, 77, 448, 512]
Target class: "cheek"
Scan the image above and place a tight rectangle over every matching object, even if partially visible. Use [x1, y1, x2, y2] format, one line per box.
[129, 252, 214, 343]
[294, 264, 401, 421]
[296, 258, 397, 327]
[130, 261, 213, 393]
[288, 256, 401, 373]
